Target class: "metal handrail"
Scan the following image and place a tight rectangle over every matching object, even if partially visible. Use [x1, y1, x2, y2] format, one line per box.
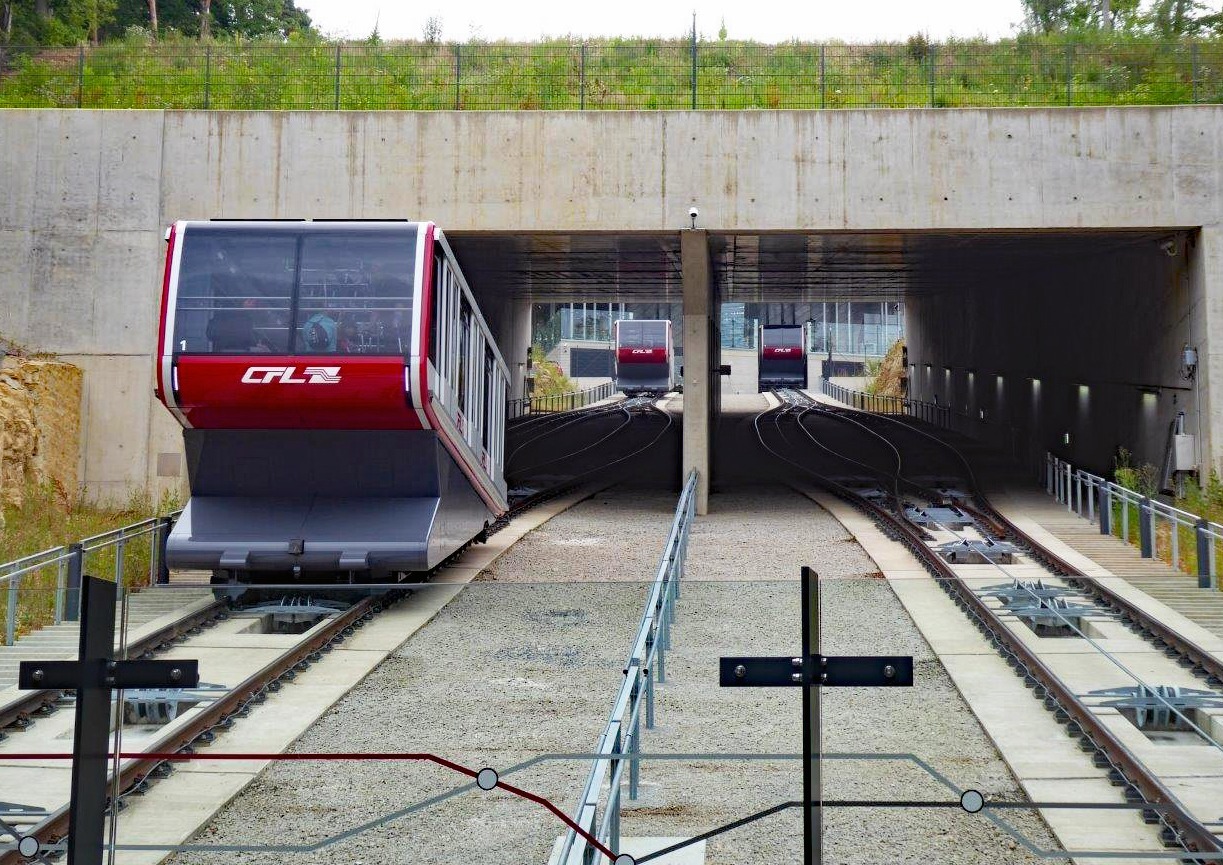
[819, 377, 1046, 476]
[556, 470, 698, 865]
[820, 377, 951, 426]
[1, 511, 179, 645]
[507, 380, 616, 420]
[1045, 452, 1221, 588]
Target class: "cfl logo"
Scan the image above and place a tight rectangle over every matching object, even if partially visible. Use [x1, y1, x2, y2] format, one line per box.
[241, 366, 342, 385]
[630, 349, 653, 354]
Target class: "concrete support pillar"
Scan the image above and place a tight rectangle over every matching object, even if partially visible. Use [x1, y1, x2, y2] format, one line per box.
[494, 298, 533, 403]
[1189, 225, 1222, 476]
[682, 230, 713, 514]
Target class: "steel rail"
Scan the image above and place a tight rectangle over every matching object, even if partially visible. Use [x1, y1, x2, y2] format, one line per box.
[751, 401, 1223, 860]
[0, 598, 229, 734]
[509, 400, 639, 477]
[0, 594, 387, 865]
[3, 397, 676, 861]
[839, 407, 1223, 689]
[506, 399, 632, 465]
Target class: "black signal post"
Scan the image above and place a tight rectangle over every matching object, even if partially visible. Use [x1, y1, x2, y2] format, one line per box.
[720, 566, 914, 864]
[17, 576, 198, 864]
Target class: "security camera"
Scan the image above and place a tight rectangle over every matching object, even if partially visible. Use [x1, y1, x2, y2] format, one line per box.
[1161, 240, 1177, 257]
[688, 206, 699, 229]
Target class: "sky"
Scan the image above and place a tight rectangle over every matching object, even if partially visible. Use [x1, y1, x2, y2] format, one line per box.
[298, 0, 1029, 43]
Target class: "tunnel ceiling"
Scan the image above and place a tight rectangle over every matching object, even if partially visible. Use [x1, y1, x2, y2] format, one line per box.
[448, 229, 1178, 303]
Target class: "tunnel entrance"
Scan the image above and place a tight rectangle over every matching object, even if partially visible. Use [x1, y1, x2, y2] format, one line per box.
[450, 228, 1199, 495]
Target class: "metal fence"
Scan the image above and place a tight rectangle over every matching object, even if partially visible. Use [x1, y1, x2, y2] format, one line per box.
[0, 513, 175, 646]
[820, 377, 1050, 476]
[1, 40, 1221, 109]
[1046, 453, 1221, 588]
[557, 469, 697, 865]
[820, 378, 951, 426]
[507, 381, 617, 420]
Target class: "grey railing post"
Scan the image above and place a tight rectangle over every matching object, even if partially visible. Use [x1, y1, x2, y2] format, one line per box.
[55, 557, 67, 624]
[928, 44, 936, 107]
[580, 43, 586, 109]
[115, 538, 126, 595]
[333, 43, 341, 110]
[1195, 519, 1212, 588]
[628, 683, 641, 799]
[154, 516, 173, 585]
[1098, 483, 1111, 535]
[204, 45, 211, 109]
[819, 44, 826, 108]
[690, 23, 697, 109]
[454, 44, 461, 109]
[1191, 41, 1199, 104]
[4, 575, 17, 646]
[64, 543, 84, 623]
[76, 44, 85, 108]
[1065, 43, 1074, 106]
[644, 647, 655, 729]
[1138, 497, 1153, 558]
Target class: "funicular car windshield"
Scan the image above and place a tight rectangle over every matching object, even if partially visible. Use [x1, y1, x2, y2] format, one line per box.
[767, 326, 804, 347]
[172, 224, 416, 356]
[618, 321, 667, 349]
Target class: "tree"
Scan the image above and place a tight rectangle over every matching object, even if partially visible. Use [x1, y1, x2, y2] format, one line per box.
[1021, 0, 1143, 32]
[422, 15, 441, 44]
[1147, 0, 1221, 35]
[147, 0, 156, 33]
[1022, 0, 1074, 33]
[198, 0, 207, 37]
[209, 0, 314, 38]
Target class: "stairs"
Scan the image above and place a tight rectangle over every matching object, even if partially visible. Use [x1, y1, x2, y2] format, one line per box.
[0, 586, 214, 690]
[1001, 488, 1223, 639]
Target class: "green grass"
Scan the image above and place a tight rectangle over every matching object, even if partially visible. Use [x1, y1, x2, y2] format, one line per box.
[0, 482, 179, 641]
[1, 34, 1221, 110]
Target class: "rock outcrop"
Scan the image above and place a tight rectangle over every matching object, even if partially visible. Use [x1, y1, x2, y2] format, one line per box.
[0, 355, 83, 526]
[869, 338, 907, 399]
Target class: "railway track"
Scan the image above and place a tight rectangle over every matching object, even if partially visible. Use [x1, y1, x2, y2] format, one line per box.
[756, 388, 1223, 861]
[0, 393, 679, 863]
[507, 394, 676, 492]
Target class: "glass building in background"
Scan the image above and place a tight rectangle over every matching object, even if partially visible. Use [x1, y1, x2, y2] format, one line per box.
[723, 302, 904, 355]
[533, 303, 681, 354]
[535, 301, 903, 357]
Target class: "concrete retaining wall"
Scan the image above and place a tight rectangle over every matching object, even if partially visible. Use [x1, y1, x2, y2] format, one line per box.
[0, 108, 1220, 499]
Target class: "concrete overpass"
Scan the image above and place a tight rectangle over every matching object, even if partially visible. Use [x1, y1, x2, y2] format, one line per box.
[1, 108, 1219, 509]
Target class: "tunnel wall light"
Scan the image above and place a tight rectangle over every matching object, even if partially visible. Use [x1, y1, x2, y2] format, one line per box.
[1182, 344, 1199, 380]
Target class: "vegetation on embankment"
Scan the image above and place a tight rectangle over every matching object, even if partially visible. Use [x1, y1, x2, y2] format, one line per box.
[528, 346, 578, 398]
[1110, 447, 1223, 583]
[1, 31, 1221, 109]
[0, 482, 179, 640]
[864, 339, 906, 398]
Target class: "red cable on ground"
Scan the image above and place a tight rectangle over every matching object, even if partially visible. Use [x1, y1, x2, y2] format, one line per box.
[2, 751, 615, 860]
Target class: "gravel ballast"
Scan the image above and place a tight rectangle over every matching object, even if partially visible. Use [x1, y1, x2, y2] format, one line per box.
[168, 486, 1064, 865]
